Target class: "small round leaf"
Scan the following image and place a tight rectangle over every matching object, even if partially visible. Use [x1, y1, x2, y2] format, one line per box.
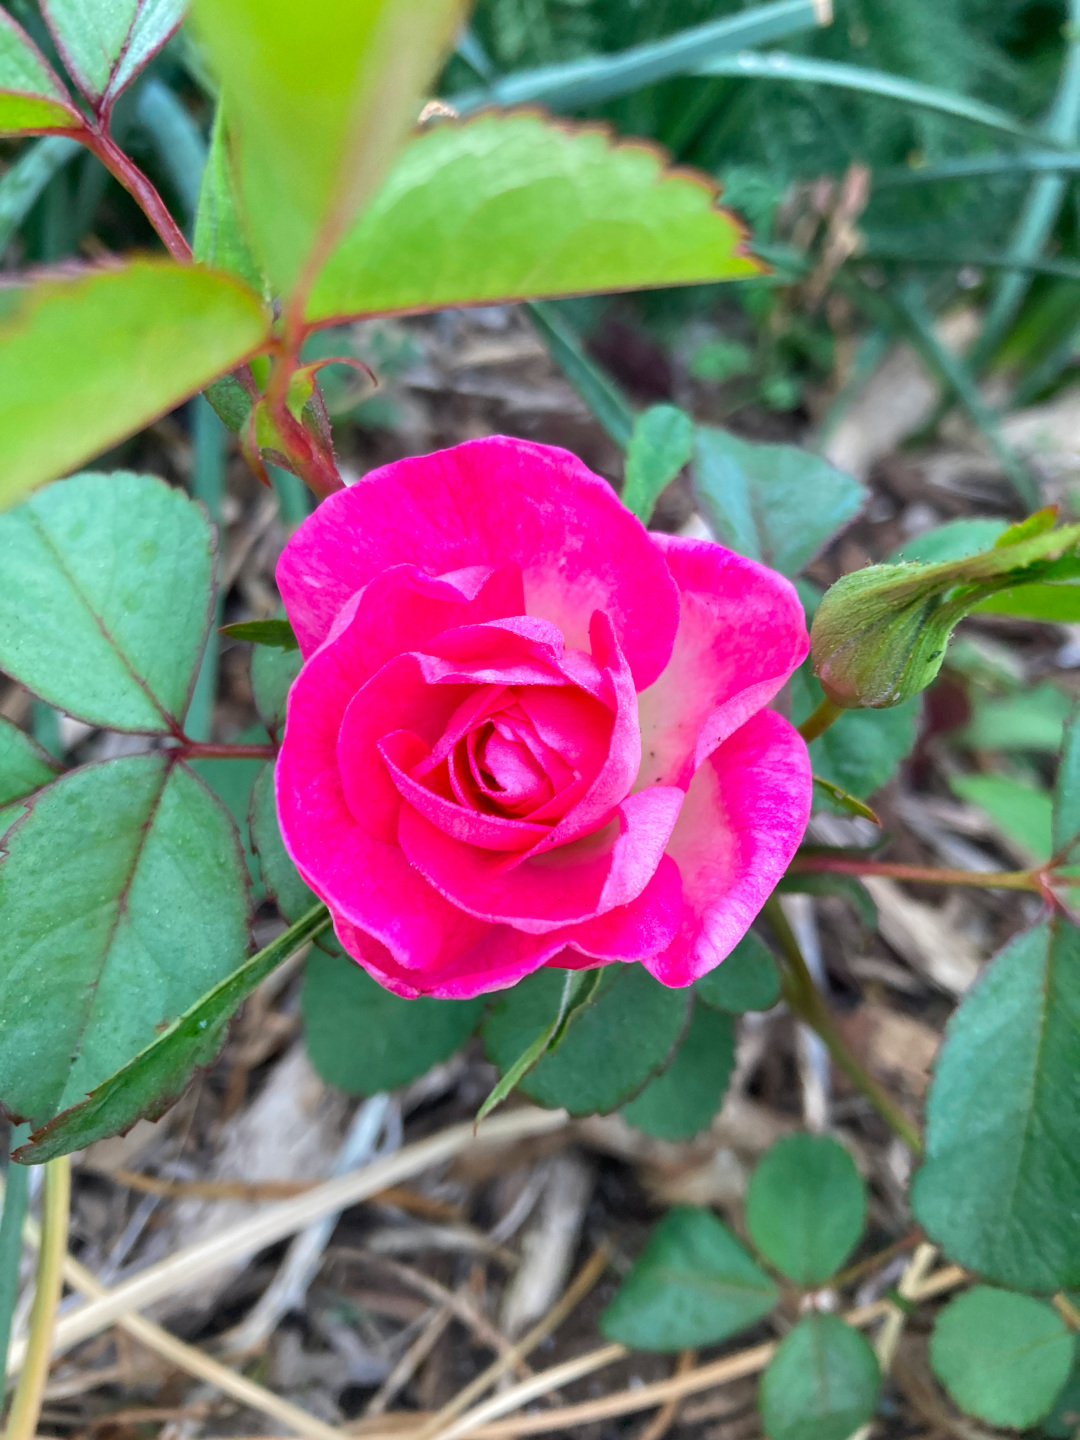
[746, 1133, 867, 1285]
[695, 932, 780, 1013]
[760, 1314, 879, 1440]
[930, 1286, 1075, 1429]
[621, 1003, 735, 1140]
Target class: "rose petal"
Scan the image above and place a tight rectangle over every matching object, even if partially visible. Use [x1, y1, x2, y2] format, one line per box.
[643, 709, 811, 987]
[277, 435, 679, 688]
[399, 784, 684, 933]
[636, 535, 808, 791]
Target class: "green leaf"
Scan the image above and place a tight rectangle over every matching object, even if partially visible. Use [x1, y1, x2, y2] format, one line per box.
[886, 517, 1009, 565]
[620, 1003, 735, 1140]
[971, 582, 1080, 622]
[0, 753, 251, 1130]
[220, 618, 299, 652]
[190, 733, 266, 903]
[746, 1134, 867, 1286]
[959, 684, 1071, 754]
[193, 104, 266, 295]
[17, 904, 329, 1163]
[251, 637, 302, 740]
[790, 666, 920, 801]
[913, 918, 1080, 1291]
[949, 773, 1052, 864]
[1041, 1358, 1080, 1438]
[306, 113, 760, 326]
[0, 716, 60, 809]
[692, 427, 865, 579]
[482, 964, 689, 1116]
[192, 0, 465, 297]
[601, 1206, 778, 1351]
[622, 406, 695, 523]
[42, 0, 185, 107]
[759, 1315, 880, 1440]
[0, 472, 214, 733]
[1054, 703, 1080, 860]
[811, 775, 880, 824]
[0, 10, 83, 134]
[453, 0, 824, 112]
[249, 761, 312, 921]
[302, 948, 484, 1096]
[527, 300, 634, 448]
[0, 260, 269, 509]
[930, 1287, 1074, 1428]
[695, 931, 781, 1013]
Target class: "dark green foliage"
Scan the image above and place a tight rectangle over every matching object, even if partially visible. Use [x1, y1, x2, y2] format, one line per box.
[620, 1002, 736, 1139]
[746, 1134, 868, 1285]
[694, 931, 780, 1013]
[759, 1314, 880, 1440]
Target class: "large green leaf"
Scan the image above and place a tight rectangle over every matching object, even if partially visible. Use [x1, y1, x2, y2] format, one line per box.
[620, 1003, 735, 1141]
[192, 0, 464, 298]
[745, 1134, 867, 1286]
[930, 1287, 1074, 1429]
[17, 904, 329, 1163]
[759, 1315, 880, 1440]
[692, 427, 865, 579]
[482, 964, 689, 1116]
[0, 472, 214, 733]
[621, 405, 695, 523]
[306, 113, 760, 326]
[0, 260, 269, 509]
[601, 1206, 778, 1351]
[949, 773, 1052, 864]
[0, 717, 61, 833]
[913, 919, 1080, 1291]
[193, 104, 266, 295]
[303, 949, 484, 1096]
[42, 0, 185, 107]
[0, 754, 251, 1130]
[958, 683, 1071, 754]
[0, 10, 82, 134]
[694, 931, 780, 1013]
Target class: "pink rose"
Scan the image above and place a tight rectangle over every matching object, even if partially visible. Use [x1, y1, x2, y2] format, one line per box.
[276, 436, 811, 999]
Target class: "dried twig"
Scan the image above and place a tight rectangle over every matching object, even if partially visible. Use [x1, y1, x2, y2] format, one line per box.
[365, 1306, 453, 1418]
[631, 1349, 696, 1440]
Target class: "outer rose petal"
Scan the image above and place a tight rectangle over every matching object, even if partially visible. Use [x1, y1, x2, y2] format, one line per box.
[277, 435, 680, 689]
[636, 535, 808, 791]
[643, 709, 811, 987]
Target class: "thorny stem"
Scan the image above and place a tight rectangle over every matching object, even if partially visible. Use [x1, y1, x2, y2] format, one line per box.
[797, 696, 846, 743]
[762, 896, 923, 1152]
[3, 1157, 70, 1440]
[790, 854, 1047, 891]
[81, 128, 192, 264]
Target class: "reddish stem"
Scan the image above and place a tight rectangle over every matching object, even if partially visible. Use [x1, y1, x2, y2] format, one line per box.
[83, 128, 192, 263]
[791, 854, 1041, 891]
[175, 742, 277, 760]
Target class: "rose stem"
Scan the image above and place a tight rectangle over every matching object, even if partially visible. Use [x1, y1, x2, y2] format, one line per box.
[797, 696, 846, 743]
[3, 1156, 71, 1440]
[761, 895, 923, 1152]
[789, 855, 1043, 890]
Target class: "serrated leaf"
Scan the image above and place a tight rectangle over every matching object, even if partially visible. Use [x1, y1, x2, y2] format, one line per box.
[0, 472, 214, 733]
[746, 1134, 867, 1286]
[249, 761, 312, 921]
[790, 665, 920, 801]
[1055, 703, 1080, 861]
[303, 948, 484, 1096]
[17, 904, 328, 1163]
[620, 1002, 735, 1140]
[251, 637, 302, 739]
[601, 1206, 777, 1351]
[193, 104, 265, 295]
[42, 0, 185, 107]
[622, 405, 695, 522]
[192, 0, 466, 297]
[219, 617, 298, 651]
[759, 1315, 880, 1440]
[0, 10, 83, 134]
[0, 260, 269, 509]
[306, 113, 760, 325]
[695, 931, 780, 1013]
[0, 754, 251, 1130]
[930, 1287, 1074, 1429]
[913, 918, 1080, 1291]
[482, 964, 689, 1116]
[950, 773, 1052, 864]
[692, 427, 865, 579]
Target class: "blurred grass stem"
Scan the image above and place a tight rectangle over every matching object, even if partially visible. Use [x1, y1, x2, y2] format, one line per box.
[3, 1156, 70, 1440]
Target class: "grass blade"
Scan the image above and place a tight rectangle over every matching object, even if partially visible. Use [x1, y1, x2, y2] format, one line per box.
[875, 152, 1080, 189]
[694, 52, 1061, 151]
[0, 136, 80, 256]
[526, 302, 635, 449]
[454, 0, 829, 113]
